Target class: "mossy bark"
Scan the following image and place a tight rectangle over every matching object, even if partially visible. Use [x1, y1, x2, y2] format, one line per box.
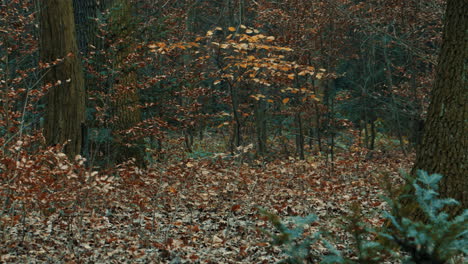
[40, 0, 85, 158]
[412, 0, 467, 213]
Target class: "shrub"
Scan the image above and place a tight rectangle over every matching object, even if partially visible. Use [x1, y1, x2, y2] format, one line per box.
[261, 171, 467, 263]
[260, 211, 321, 263]
[379, 170, 467, 263]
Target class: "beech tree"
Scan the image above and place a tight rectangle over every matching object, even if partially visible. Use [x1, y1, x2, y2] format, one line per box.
[412, 0, 467, 211]
[73, 0, 102, 53]
[40, 0, 85, 158]
[72, 0, 144, 165]
[109, 0, 144, 165]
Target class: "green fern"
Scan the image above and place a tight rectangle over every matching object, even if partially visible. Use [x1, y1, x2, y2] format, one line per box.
[379, 170, 467, 263]
[260, 209, 321, 263]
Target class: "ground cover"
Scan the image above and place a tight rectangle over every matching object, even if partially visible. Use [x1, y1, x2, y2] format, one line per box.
[1, 149, 412, 263]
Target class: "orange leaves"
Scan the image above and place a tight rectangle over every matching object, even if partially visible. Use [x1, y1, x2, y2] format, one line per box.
[309, 94, 320, 101]
[168, 186, 178, 193]
[148, 42, 165, 49]
[188, 42, 200, 48]
[236, 43, 250, 50]
[279, 87, 321, 103]
[217, 121, 230, 128]
[250, 94, 267, 101]
[220, 43, 230, 49]
[252, 78, 271, 86]
[147, 42, 198, 54]
[316, 68, 327, 79]
[231, 204, 241, 212]
[200, 24, 326, 112]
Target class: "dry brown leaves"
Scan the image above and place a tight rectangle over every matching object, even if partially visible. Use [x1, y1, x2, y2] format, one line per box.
[1, 151, 412, 263]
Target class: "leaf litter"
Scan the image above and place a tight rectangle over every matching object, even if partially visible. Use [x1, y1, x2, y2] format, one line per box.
[1, 151, 412, 263]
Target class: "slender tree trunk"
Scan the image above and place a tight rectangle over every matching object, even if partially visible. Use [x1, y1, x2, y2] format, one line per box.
[363, 112, 369, 148]
[412, 0, 467, 212]
[311, 85, 322, 152]
[254, 100, 267, 156]
[408, 53, 423, 148]
[329, 80, 336, 161]
[370, 120, 376, 150]
[383, 35, 407, 156]
[40, 0, 85, 158]
[184, 127, 194, 153]
[228, 82, 241, 152]
[295, 112, 305, 160]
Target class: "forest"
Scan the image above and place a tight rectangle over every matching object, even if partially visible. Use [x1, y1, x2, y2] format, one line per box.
[0, 0, 466, 263]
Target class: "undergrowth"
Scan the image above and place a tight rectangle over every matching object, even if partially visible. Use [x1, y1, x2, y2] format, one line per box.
[262, 170, 467, 264]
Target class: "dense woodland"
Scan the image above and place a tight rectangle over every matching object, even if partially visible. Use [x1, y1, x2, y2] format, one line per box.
[0, 0, 466, 263]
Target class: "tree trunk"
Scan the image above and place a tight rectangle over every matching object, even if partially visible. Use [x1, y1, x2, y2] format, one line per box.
[40, 0, 85, 158]
[109, 0, 144, 166]
[370, 120, 376, 151]
[311, 83, 323, 152]
[73, 0, 102, 53]
[295, 112, 305, 160]
[72, 0, 105, 161]
[254, 100, 267, 157]
[228, 82, 242, 152]
[383, 35, 407, 156]
[412, 0, 467, 212]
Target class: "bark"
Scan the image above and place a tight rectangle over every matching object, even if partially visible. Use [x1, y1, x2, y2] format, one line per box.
[40, 0, 85, 158]
[109, 0, 144, 166]
[73, 0, 102, 53]
[295, 112, 305, 160]
[72, 0, 104, 160]
[370, 120, 376, 150]
[228, 82, 242, 152]
[311, 81, 323, 152]
[254, 100, 267, 156]
[412, 0, 467, 212]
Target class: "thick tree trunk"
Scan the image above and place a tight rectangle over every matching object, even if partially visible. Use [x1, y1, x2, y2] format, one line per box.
[40, 0, 85, 158]
[412, 0, 467, 211]
[72, 0, 104, 160]
[109, 0, 144, 166]
[73, 0, 102, 53]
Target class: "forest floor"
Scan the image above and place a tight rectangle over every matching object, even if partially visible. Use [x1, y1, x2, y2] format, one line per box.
[1, 150, 413, 263]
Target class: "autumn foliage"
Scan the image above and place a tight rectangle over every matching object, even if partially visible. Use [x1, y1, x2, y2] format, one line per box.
[1, 0, 465, 263]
